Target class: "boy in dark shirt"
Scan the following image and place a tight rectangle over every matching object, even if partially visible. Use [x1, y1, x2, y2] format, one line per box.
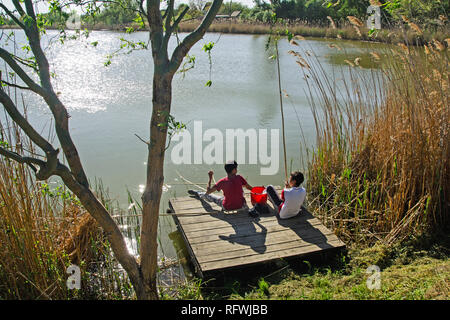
[188, 160, 253, 211]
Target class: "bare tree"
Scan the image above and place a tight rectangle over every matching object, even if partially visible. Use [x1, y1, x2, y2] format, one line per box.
[0, 0, 223, 299]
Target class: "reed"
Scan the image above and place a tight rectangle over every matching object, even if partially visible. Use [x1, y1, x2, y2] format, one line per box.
[176, 20, 449, 45]
[303, 33, 450, 244]
[0, 120, 73, 299]
[298, 35, 449, 245]
[0, 117, 189, 298]
[0, 117, 137, 299]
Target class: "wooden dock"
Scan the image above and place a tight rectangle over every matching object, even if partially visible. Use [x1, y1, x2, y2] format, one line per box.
[169, 187, 345, 277]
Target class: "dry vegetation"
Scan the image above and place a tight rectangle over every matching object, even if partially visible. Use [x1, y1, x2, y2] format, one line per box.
[176, 19, 449, 45]
[0, 15, 448, 300]
[0, 120, 137, 299]
[0, 120, 191, 299]
[296, 32, 449, 246]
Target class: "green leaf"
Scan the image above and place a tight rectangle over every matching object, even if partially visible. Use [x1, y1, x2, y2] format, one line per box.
[202, 42, 215, 53]
[285, 29, 294, 42]
[205, 80, 212, 87]
[368, 29, 376, 37]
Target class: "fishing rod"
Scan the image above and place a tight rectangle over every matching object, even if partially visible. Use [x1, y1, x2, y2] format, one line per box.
[275, 40, 289, 184]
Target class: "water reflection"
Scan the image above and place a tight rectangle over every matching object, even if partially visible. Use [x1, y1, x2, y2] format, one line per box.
[0, 30, 390, 262]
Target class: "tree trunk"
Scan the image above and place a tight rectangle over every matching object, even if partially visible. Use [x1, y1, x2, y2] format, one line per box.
[0, 0, 224, 301]
[139, 68, 173, 300]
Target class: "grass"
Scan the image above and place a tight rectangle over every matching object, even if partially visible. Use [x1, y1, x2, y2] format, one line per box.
[193, 232, 449, 300]
[0, 141, 133, 299]
[263, 257, 448, 300]
[249, 243, 448, 300]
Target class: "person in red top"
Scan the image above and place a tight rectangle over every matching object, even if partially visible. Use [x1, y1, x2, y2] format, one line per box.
[188, 160, 253, 211]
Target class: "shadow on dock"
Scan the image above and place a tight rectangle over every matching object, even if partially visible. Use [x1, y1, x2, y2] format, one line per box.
[197, 197, 268, 254]
[277, 208, 334, 250]
[170, 191, 346, 278]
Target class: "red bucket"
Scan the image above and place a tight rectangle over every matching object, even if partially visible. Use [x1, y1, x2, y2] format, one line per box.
[250, 186, 267, 206]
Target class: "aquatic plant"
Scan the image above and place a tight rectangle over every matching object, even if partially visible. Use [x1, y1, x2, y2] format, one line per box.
[298, 33, 449, 245]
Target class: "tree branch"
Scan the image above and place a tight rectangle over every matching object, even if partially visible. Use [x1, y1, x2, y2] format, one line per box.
[138, 0, 146, 16]
[0, 145, 40, 172]
[164, 0, 175, 33]
[172, 5, 190, 31]
[0, 48, 45, 96]
[11, 0, 26, 18]
[11, 55, 38, 72]
[162, 4, 190, 52]
[0, 88, 55, 153]
[14, 0, 90, 188]
[0, 80, 32, 91]
[168, 0, 223, 75]
[1, 0, 146, 297]
[0, 3, 27, 30]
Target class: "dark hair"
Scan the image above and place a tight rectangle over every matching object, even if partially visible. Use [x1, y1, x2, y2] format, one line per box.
[224, 160, 238, 174]
[290, 171, 304, 187]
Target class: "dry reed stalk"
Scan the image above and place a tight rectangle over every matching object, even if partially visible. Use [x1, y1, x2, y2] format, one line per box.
[0, 124, 70, 298]
[0, 115, 124, 299]
[347, 16, 364, 28]
[327, 16, 336, 29]
[298, 38, 449, 245]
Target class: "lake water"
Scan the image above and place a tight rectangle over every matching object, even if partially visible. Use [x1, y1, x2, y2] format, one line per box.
[1, 30, 388, 265]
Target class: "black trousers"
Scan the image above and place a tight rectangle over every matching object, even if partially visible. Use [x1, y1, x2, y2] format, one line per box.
[266, 185, 283, 207]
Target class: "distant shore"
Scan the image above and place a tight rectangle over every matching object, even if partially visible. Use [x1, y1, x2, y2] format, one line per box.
[2, 20, 448, 45]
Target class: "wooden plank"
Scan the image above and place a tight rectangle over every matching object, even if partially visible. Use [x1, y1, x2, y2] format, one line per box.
[179, 214, 321, 235]
[193, 231, 339, 261]
[197, 235, 342, 265]
[175, 208, 279, 224]
[169, 201, 204, 278]
[171, 187, 282, 216]
[175, 204, 313, 227]
[169, 191, 346, 277]
[201, 239, 345, 272]
[189, 223, 337, 250]
[183, 219, 326, 243]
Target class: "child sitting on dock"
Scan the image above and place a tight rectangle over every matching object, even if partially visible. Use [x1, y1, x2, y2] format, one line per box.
[266, 171, 306, 219]
[188, 160, 253, 211]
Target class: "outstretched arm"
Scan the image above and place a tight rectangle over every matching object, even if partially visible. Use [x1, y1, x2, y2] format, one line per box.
[206, 186, 217, 195]
[244, 183, 253, 191]
[206, 171, 217, 194]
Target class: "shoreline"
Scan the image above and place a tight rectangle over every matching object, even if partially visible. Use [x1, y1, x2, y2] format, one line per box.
[2, 21, 448, 46]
